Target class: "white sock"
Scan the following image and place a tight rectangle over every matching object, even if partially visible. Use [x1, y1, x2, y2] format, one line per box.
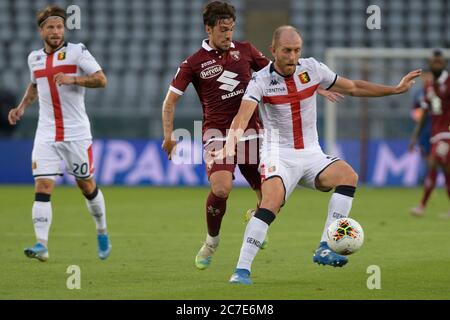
[320, 192, 354, 242]
[236, 216, 269, 272]
[206, 234, 219, 248]
[85, 189, 107, 232]
[32, 201, 52, 244]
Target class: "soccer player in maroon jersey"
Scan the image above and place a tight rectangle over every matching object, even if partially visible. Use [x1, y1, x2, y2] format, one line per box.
[162, 1, 266, 270]
[162, 2, 341, 270]
[410, 50, 450, 217]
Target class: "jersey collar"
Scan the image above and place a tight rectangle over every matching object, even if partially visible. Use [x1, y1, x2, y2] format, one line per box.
[269, 61, 301, 78]
[43, 41, 68, 55]
[201, 39, 235, 51]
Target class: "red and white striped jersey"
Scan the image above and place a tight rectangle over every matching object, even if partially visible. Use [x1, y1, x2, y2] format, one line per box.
[243, 58, 337, 150]
[28, 42, 102, 142]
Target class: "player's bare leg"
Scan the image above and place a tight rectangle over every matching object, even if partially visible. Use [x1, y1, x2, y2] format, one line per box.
[195, 170, 232, 270]
[77, 178, 111, 260]
[230, 177, 283, 284]
[411, 158, 438, 217]
[313, 160, 358, 267]
[24, 178, 55, 262]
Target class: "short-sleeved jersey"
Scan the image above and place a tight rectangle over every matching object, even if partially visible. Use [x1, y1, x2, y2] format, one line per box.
[422, 70, 450, 143]
[243, 58, 337, 150]
[28, 42, 102, 142]
[170, 40, 269, 142]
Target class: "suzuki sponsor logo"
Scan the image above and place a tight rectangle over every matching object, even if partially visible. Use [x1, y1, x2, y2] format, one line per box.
[217, 70, 240, 92]
[200, 65, 223, 79]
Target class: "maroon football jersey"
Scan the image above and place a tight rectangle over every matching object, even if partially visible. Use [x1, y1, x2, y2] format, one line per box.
[170, 40, 269, 141]
[423, 71, 450, 142]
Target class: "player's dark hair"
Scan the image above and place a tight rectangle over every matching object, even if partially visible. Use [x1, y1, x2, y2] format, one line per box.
[432, 49, 443, 58]
[36, 5, 66, 27]
[203, 1, 236, 27]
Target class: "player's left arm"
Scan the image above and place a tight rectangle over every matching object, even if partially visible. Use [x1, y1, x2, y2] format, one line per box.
[54, 70, 107, 88]
[331, 69, 422, 97]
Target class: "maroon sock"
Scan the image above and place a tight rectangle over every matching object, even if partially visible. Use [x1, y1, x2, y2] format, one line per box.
[206, 192, 227, 237]
[445, 172, 450, 199]
[421, 168, 437, 207]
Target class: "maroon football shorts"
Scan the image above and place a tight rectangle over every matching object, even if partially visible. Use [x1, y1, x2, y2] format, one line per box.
[431, 138, 450, 168]
[204, 139, 261, 190]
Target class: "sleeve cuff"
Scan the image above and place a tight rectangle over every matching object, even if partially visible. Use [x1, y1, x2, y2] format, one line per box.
[325, 74, 338, 90]
[243, 95, 260, 103]
[169, 85, 184, 96]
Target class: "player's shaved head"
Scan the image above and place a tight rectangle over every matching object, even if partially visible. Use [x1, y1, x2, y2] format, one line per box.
[272, 25, 302, 49]
[270, 25, 303, 77]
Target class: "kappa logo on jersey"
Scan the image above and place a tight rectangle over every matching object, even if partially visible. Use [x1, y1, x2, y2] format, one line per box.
[269, 78, 280, 86]
[58, 52, 66, 60]
[299, 71, 310, 84]
[217, 70, 240, 92]
[200, 65, 223, 79]
[230, 50, 240, 61]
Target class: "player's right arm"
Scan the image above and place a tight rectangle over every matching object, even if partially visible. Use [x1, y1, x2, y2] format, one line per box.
[161, 58, 194, 160]
[8, 83, 38, 125]
[161, 90, 181, 159]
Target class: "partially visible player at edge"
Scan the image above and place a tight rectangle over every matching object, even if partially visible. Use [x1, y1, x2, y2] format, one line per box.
[8, 5, 111, 261]
[212, 26, 421, 284]
[161, 1, 341, 270]
[410, 49, 450, 217]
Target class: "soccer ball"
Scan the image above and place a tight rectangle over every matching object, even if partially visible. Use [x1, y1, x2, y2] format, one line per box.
[326, 218, 364, 255]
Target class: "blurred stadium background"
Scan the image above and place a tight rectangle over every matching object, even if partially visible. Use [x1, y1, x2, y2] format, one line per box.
[1, 0, 450, 186]
[2, 0, 450, 301]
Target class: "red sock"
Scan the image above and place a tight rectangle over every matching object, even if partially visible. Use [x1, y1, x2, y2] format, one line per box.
[420, 168, 437, 207]
[206, 192, 227, 237]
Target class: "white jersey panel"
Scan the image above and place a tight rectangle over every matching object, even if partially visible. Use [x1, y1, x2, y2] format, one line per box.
[243, 57, 337, 151]
[28, 42, 102, 142]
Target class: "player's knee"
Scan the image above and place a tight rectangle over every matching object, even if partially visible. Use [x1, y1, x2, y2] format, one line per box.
[35, 180, 54, 194]
[339, 167, 358, 186]
[211, 183, 232, 198]
[76, 178, 96, 195]
[349, 170, 359, 186]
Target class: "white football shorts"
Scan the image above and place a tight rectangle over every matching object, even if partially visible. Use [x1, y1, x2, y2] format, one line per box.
[259, 146, 339, 202]
[31, 139, 94, 180]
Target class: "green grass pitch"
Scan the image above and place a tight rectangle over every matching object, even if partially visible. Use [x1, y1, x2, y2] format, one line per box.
[0, 185, 449, 300]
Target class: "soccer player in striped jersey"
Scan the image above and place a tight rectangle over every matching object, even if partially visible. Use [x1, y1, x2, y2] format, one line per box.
[212, 25, 421, 284]
[8, 5, 111, 261]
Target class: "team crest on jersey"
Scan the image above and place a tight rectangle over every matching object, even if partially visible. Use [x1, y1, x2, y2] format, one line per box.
[299, 71, 310, 84]
[230, 50, 240, 61]
[57, 52, 66, 60]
